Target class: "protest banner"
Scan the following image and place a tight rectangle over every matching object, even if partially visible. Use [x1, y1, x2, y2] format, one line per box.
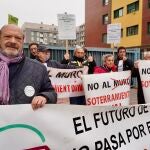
[57, 13, 76, 40]
[138, 60, 150, 103]
[0, 104, 150, 150]
[82, 71, 131, 106]
[47, 67, 88, 104]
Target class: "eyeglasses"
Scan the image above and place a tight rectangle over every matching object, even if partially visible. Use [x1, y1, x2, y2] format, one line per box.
[30, 48, 37, 50]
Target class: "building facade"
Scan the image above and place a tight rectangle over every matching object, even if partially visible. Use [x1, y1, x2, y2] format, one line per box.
[85, 0, 150, 51]
[22, 22, 60, 45]
[141, 0, 150, 51]
[85, 0, 111, 47]
[22, 22, 85, 47]
[76, 24, 85, 47]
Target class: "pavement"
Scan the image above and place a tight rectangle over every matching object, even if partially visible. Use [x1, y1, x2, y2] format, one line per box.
[130, 88, 138, 105]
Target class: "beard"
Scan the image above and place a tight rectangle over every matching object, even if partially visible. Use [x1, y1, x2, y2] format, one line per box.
[1, 48, 20, 58]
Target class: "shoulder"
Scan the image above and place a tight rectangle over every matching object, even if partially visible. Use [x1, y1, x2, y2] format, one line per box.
[47, 60, 61, 68]
[126, 58, 133, 63]
[24, 57, 46, 71]
[94, 66, 106, 73]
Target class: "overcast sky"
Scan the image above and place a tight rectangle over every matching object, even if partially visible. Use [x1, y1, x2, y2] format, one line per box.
[0, 0, 85, 28]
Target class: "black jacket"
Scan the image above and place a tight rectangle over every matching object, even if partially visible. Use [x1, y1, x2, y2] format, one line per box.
[46, 59, 76, 69]
[61, 56, 96, 74]
[9, 57, 57, 104]
[132, 68, 145, 104]
[115, 58, 134, 71]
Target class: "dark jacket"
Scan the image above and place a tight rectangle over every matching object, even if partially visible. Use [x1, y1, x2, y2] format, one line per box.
[61, 56, 96, 74]
[61, 56, 88, 105]
[115, 58, 134, 71]
[30, 53, 36, 59]
[9, 57, 57, 104]
[46, 59, 76, 69]
[132, 68, 145, 104]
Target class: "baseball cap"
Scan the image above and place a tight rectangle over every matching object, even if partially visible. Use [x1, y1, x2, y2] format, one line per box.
[38, 44, 49, 52]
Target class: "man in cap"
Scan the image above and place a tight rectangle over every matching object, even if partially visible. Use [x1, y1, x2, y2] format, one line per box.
[0, 24, 57, 109]
[36, 44, 76, 69]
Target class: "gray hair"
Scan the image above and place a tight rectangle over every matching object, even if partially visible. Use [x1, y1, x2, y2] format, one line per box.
[73, 45, 84, 55]
[102, 54, 114, 63]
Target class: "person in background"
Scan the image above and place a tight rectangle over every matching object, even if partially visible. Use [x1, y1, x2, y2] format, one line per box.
[115, 46, 134, 87]
[36, 44, 76, 69]
[0, 24, 57, 109]
[28, 42, 39, 59]
[94, 54, 117, 73]
[61, 45, 96, 74]
[132, 51, 150, 104]
[115, 46, 134, 72]
[36, 44, 85, 105]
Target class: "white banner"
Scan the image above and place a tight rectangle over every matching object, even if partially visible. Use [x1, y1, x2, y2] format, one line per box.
[82, 71, 131, 106]
[57, 13, 76, 40]
[139, 60, 150, 103]
[107, 23, 121, 44]
[47, 67, 87, 104]
[0, 104, 150, 150]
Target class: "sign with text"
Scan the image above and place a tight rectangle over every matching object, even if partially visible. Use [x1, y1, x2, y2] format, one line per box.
[57, 13, 76, 40]
[82, 71, 131, 106]
[107, 23, 121, 44]
[47, 67, 87, 104]
[0, 104, 150, 149]
[139, 60, 150, 103]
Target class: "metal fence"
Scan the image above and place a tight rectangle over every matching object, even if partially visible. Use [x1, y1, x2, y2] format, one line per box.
[23, 44, 140, 66]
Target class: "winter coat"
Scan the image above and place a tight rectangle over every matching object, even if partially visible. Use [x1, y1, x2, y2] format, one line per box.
[9, 57, 57, 104]
[61, 56, 96, 74]
[94, 65, 117, 74]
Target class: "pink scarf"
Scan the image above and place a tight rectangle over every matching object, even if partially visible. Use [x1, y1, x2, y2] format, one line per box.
[0, 53, 23, 104]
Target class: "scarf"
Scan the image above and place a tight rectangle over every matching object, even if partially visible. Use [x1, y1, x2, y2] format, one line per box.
[0, 53, 23, 104]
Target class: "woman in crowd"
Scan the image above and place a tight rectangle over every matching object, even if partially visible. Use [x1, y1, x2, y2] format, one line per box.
[94, 54, 117, 73]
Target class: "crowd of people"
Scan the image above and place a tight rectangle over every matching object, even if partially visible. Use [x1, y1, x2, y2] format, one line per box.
[0, 24, 149, 109]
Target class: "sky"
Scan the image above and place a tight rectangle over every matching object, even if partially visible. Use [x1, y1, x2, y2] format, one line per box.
[0, 0, 85, 28]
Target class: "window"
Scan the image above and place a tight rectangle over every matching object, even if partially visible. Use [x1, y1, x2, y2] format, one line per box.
[102, 33, 107, 43]
[148, 22, 150, 34]
[103, 14, 108, 24]
[114, 8, 123, 18]
[31, 36, 34, 41]
[121, 29, 123, 37]
[127, 25, 138, 36]
[103, 0, 109, 6]
[127, 1, 139, 14]
[148, 0, 150, 8]
[37, 37, 39, 41]
[31, 32, 34, 36]
[49, 33, 52, 37]
[37, 32, 39, 36]
[44, 33, 48, 37]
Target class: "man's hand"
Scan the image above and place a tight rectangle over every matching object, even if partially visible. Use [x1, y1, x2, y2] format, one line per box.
[31, 96, 47, 110]
[134, 59, 140, 68]
[123, 56, 127, 61]
[64, 53, 70, 60]
[87, 55, 94, 62]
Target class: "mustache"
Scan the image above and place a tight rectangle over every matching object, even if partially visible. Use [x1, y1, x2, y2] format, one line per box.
[5, 43, 19, 49]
